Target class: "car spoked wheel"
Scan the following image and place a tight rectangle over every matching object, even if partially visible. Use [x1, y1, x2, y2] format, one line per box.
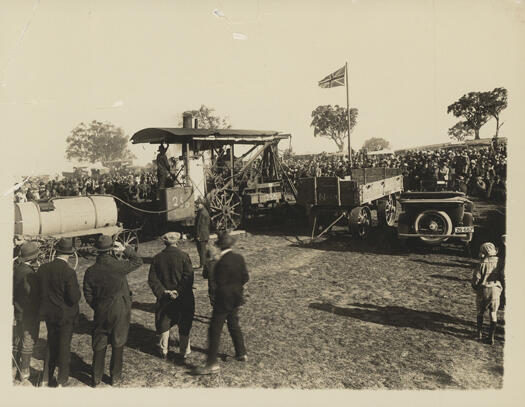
[349, 206, 372, 239]
[378, 194, 397, 227]
[414, 210, 452, 245]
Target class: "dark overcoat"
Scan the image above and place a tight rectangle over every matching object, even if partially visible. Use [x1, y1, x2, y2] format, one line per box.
[195, 206, 211, 241]
[148, 245, 194, 333]
[212, 251, 250, 313]
[13, 260, 39, 321]
[36, 258, 81, 325]
[83, 248, 143, 348]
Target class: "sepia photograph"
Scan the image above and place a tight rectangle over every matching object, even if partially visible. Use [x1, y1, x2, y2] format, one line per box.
[1, 0, 524, 405]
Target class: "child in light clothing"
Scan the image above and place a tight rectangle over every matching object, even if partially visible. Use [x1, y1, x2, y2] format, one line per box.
[472, 242, 503, 344]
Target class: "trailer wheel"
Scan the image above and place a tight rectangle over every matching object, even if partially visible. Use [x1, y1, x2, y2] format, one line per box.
[414, 210, 453, 245]
[349, 206, 372, 239]
[378, 194, 397, 227]
[113, 229, 140, 261]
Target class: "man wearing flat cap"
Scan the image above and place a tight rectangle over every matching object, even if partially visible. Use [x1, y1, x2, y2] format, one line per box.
[194, 231, 249, 375]
[13, 241, 41, 382]
[83, 235, 143, 387]
[148, 232, 195, 361]
[36, 237, 81, 387]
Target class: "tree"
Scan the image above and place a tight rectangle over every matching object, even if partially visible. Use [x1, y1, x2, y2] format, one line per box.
[65, 120, 135, 168]
[448, 121, 475, 141]
[310, 105, 358, 152]
[183, 105, 231, 130]
[482, 87, 507, 138]
[447, 92, 491, 140]
[362, 137, 391, 152]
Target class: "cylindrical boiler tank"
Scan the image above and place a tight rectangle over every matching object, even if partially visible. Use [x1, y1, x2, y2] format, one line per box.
[14, 196, 118, 236]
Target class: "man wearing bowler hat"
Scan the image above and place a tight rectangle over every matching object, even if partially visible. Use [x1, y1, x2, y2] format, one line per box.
[83, 235, 143, 387]
[194, 231, 249, 375]
[13, 241, 41, 382]
[36, 237, 81, 387]
[148, 232, 195, 361]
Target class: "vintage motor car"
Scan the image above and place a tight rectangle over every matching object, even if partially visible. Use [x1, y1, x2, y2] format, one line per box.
[396, 191, 474, 249]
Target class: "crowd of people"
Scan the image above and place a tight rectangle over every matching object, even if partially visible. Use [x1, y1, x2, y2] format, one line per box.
[14, 144, 507, 206]
[282, 144, 507, 201]
[14, 169, 159, 204]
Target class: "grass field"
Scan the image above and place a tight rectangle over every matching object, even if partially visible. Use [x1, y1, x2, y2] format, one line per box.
[15, 198, 505, 389]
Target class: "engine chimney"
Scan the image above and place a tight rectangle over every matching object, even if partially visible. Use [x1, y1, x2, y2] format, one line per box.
[182, 112, 193, 129]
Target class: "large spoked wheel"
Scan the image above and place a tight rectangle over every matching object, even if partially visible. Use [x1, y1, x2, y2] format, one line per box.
[209, 189, 242, 232]
[414, 210, 453, 245]
[113, 229, 140, 260]
[378, 194, 397, 227]
[349, 206, 372, 239]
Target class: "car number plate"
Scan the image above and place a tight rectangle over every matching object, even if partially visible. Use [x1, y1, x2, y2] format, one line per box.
[455, 226, 474, 233]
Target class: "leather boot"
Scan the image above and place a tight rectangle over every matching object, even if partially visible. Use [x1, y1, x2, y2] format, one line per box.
[476, 315, 483, 340]
[110, 346, 124, 385]
[179, 335, 191, 358]
[92, 348, 107, 387]
[488, 321, 496, 345]
[19, 353, 31, 381]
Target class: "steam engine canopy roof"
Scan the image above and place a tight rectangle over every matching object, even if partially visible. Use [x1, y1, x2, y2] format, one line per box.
[131, 128, 291, 146]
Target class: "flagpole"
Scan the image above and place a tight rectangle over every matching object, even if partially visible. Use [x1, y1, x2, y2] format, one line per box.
[345, 62, 352, 165]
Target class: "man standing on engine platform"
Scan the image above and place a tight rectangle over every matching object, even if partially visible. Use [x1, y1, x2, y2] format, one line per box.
[156, 142, 171, 191]
[83, 235, 143, 387]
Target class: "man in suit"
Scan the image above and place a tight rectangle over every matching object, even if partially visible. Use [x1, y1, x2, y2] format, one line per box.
[37, 238, 81, 387]
[13, 242, 41, 382]
[83, 235, 143, 387]
[156, 143, 171, 190]
[194, 231, 249, 375]
[195, 198, 211, 269]
[148, 232, 195, 361]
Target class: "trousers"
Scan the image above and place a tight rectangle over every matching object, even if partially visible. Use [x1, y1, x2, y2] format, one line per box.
[206, 307, 246, 365]
[196, 240, 208, 268]
[45, 321, 74, 386]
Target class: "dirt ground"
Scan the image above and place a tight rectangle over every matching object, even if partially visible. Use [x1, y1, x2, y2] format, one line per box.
[15, 197, 505, 389]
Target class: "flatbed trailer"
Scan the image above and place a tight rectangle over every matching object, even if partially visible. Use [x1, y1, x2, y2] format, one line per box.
[296, 168, 404, 240]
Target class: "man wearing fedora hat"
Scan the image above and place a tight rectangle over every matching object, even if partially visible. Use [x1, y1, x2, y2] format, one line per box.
[148, 232, 195, 361]
[13, 241, 41, 382]
[156, 142, 171, 191]
[83, 235, 143, 387]
[36, 237, 81, 387]
[194, 231, 249, 375]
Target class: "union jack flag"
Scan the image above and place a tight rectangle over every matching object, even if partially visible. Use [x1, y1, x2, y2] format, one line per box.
[318, 66, 346, 88]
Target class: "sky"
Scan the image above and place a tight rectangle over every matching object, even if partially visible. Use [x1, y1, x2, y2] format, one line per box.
[1, 0, 524, 177]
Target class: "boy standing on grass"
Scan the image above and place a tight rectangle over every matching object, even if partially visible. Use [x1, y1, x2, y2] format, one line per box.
[472, 242, 503, 345]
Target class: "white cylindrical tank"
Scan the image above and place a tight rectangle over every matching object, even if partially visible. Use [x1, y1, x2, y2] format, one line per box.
[14, 202, 40, 235]
[89, 195, 118, 228]
[14, 196, 118, 236]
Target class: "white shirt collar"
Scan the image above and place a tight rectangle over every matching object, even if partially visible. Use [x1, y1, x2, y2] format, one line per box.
[55, 256, 69, 263]
[220, 248, 232, 258]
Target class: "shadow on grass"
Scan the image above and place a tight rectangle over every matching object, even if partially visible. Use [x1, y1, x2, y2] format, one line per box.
[412, 258, 475, 269]
[132, 301, 156, 313]
[287, 229, 411, 256]
[309, 302, 476, 339]
[430, 274, 470, 283]
[69, 352, 97, 387]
